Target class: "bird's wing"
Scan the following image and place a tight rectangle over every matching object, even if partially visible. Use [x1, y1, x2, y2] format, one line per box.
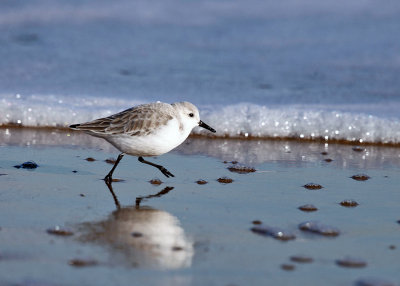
[72, 103, 175, 136]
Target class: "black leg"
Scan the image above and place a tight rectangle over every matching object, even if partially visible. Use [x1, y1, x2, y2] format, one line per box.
[138, 156, 175, 178]
[104, 153, 124, 184]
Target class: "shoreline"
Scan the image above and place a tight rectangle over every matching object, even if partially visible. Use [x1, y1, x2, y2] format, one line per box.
[2, 125, 400, 148]
[2, 127, 400, 169]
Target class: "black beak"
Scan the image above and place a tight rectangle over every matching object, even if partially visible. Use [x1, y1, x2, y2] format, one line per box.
[198, 120, 216, 133]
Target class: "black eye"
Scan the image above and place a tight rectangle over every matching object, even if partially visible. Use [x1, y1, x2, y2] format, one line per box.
[189, 113, 194, 117]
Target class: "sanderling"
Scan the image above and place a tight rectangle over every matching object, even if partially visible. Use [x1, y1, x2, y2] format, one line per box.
[70, 101, 216, 183]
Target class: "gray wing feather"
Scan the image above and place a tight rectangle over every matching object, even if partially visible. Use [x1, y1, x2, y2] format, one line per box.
[73, 103, 174, 136]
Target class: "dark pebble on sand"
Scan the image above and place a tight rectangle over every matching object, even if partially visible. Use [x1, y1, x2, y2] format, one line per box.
[228, 165, 256, 174]
[131, 232, 143, 237]
[321, 151, 328, 155]
[324, 158, 333, 162]
[85, 157, 96, 162]
[389, 245, 396, 250]
[354, 277, 395, 286]
[340, 200, 359, 207]
[252, 220, 262, 225]
[351, 174, 370, 181]
[14, 161, 38, 169]
[251, 225, 296, 241]
[172, 246, 184, 251]
[290, 255, 314, 263]
[69, 259, 98, 267]
[196, 179, 208, 185]
[298, 204, 318, 212]
[0, 173, 7, 176]
[298, 221, 340, 236]
[72, 170, 77, 173]
[336, 257, 367, 268]
[80, 194, 85, 197]
[217, 177, 233, 184]
[397, 220, 400, 224]
[105, 158, 116, 164]
[149, 179, 163, 185]
[352, 146, 365, 152]
[281, 263, 295, 271]
[303, 183, 323, 190]
[46, 226, 74, 236]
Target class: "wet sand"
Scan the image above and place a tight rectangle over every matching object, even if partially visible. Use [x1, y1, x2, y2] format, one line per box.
[0, 128, 399, 286]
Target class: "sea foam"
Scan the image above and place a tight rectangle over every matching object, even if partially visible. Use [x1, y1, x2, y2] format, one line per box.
[1, 93, 400, 144]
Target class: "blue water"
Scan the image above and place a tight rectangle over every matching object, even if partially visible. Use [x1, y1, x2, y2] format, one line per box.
[1, 0, 400, 143]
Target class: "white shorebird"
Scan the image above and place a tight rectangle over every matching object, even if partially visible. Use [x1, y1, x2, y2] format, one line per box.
[70, 101, 216, 183]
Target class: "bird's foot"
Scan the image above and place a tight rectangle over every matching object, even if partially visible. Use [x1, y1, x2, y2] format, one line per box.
[159, 166, 175, 178]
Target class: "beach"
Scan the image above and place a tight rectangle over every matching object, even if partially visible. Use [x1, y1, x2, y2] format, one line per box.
[1, 0, 400, 284]
[0, 127, 399, 286]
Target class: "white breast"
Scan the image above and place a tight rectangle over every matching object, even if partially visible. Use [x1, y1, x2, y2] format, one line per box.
[105, 118, 190, 156]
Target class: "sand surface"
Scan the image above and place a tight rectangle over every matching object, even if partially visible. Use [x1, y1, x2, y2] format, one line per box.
[0, 128, 399, 286]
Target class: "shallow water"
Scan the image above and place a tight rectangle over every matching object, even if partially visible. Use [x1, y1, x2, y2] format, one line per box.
[0, 130, 399, 285]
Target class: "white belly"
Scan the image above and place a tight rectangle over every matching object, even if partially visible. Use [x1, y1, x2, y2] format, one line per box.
[104, 119, 189, 156]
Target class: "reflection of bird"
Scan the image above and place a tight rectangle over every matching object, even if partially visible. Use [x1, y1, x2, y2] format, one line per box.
[77, 206, 194, 270]
[70, 102, 216, 183]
